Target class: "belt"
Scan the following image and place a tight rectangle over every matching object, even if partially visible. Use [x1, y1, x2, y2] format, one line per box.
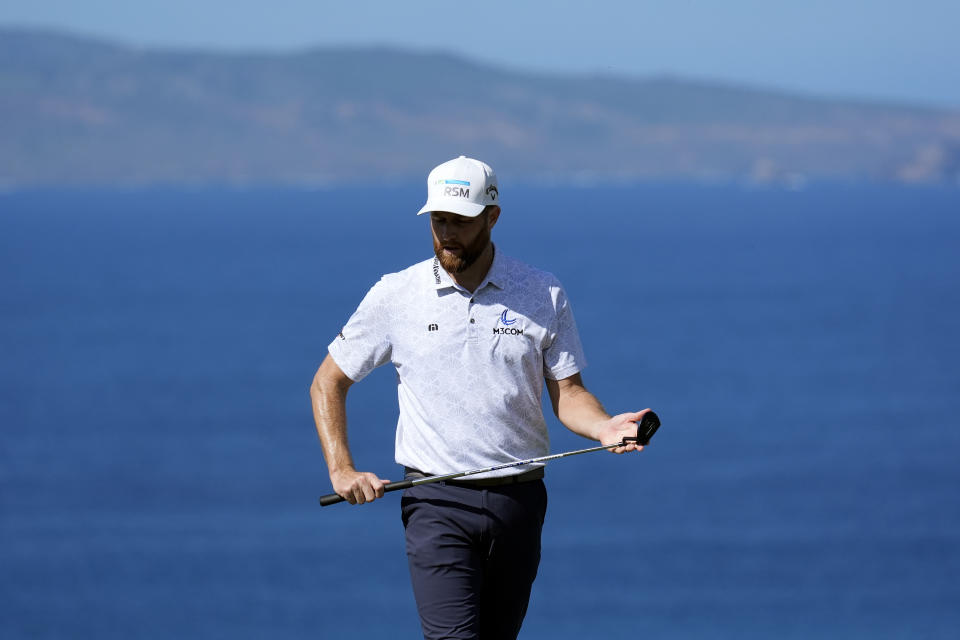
[404, 466, 544, 488]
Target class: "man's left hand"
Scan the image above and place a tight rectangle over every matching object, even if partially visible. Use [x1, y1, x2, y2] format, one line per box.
[598, 409, 654, 454]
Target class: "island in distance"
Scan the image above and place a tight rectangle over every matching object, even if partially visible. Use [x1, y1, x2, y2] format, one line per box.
[1, 28, 959, 188]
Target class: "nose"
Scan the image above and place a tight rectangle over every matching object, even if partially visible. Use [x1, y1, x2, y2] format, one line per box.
[434, 220, 455, 242]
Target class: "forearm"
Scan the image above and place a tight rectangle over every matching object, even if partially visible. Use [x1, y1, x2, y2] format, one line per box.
[310, 356, 386, 504]
[550, 379, 611, 441]
[547, 373, 649, 454]
[311, 359, 355, 476]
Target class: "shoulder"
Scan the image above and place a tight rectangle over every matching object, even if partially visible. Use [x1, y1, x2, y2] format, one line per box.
[497, 252, 566, 292]
[368, 256, 436, 294]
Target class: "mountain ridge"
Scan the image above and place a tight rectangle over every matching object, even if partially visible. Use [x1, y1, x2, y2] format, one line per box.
[2, 28, 958, 187]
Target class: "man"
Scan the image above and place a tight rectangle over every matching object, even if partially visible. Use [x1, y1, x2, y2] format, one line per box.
[311, 156, 653, 640]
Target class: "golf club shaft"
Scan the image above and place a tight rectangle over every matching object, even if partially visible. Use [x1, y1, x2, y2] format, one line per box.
[319, 441, 623, 507]
[318, 411, 659, 507]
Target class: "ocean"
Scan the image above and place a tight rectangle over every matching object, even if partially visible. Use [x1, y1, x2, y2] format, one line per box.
[1, 184, 958, 639]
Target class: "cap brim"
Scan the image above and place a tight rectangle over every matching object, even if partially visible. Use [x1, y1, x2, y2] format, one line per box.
[417, 197, 487, 217]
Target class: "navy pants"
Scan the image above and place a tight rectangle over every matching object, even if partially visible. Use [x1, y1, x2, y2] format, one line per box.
[401, 480, 548, 640]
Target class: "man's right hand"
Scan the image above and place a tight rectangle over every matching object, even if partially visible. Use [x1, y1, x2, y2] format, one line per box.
[330, 469, 388, 505]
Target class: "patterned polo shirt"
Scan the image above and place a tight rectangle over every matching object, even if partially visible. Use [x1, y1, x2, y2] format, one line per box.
[327, 247, 586, 477]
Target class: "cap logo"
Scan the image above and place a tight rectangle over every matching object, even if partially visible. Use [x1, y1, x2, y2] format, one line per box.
[434, 178, 471, 199]
[485, 185, 498, 201]
[443, 185, 469, 198]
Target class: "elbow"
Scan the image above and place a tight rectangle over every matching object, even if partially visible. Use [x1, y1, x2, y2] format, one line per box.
[309, 368, 329, 402]
[311, 358, 353, 399]
[310, 369, 335, 399]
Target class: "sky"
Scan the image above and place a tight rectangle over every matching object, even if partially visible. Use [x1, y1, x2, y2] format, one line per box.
[2, 0, 959, 107]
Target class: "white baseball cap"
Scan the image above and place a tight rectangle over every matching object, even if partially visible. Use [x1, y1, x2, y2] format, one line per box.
[416, 156, 499, 217]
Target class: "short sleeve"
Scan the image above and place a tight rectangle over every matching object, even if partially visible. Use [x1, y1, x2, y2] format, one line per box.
[543, 284, 586, 380]
[327, 279, 393, 382]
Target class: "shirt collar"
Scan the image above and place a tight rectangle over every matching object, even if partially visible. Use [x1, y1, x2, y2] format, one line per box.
[431, 256, 456, 290]
[429, 244, 505, 292]
[479, 244, 505, 291]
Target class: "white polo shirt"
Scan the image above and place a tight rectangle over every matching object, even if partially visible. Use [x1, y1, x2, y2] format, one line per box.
[328, 247, 586, 477]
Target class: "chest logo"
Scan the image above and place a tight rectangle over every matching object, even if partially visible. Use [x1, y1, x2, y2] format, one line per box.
[494, 309, 524, 336]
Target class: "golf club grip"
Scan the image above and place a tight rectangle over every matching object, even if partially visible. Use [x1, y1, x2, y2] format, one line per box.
[318, 478, 415, 507]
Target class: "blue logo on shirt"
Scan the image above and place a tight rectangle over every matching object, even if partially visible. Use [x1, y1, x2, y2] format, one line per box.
[499, 310, 517, 326]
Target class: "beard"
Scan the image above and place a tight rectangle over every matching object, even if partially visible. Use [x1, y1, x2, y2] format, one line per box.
[433, 224, 491, 274]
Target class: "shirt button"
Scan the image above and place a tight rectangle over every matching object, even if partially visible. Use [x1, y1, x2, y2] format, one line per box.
[469, 318, 475, 324]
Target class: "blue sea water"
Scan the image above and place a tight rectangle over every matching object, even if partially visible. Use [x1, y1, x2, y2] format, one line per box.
[1, 184, 959, 639]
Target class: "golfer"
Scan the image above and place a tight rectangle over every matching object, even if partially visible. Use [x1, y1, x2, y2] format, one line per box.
[311, 156, 653, 640]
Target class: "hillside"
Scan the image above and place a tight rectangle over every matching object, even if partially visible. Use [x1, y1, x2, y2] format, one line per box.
[1, 28, 959, 187]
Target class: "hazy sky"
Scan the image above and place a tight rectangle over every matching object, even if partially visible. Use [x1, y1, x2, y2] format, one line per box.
[2, 0, 958, 107]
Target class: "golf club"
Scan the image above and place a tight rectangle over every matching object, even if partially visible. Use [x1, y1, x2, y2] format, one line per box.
[319, 410, 660, 507]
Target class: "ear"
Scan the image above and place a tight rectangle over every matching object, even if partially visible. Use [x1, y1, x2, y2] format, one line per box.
[486, 205, 501, 230]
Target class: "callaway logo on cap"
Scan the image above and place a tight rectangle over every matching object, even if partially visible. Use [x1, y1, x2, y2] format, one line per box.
[417, 156, 499, 218]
